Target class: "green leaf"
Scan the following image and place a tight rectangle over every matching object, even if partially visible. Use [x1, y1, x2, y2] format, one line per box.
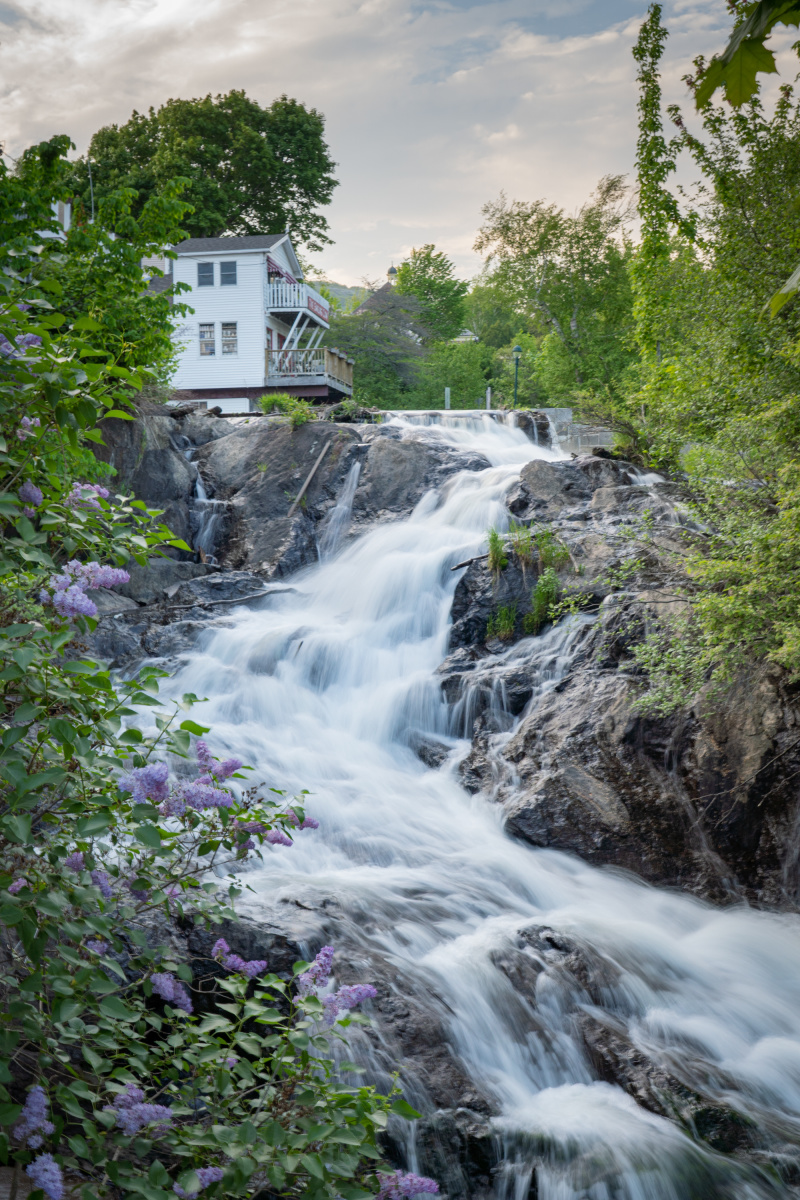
[179, 719, 210, 736]
[99, 996, 138, 1021]
[390, 1098, 421, 1120]
[76, 813, 112, 837]
[1, 813, 31, 844]
[134, 824, 162, 848]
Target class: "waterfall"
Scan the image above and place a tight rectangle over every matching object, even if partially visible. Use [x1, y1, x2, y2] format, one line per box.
[317, 460, 362, 561]
[154, 415, 799, 1199]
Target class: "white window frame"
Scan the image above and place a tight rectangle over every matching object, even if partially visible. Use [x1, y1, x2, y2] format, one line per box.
[199, 323, 216, 356]
[220, 261, 237, 286]
[198, 262, 214, 287]
[221, 322, 238, 356]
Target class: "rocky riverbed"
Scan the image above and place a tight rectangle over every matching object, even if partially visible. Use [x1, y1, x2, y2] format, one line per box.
[89, 404, 800, 1198]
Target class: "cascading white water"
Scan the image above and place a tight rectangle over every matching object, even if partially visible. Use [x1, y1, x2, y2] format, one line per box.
[157, 414, 800, 1198]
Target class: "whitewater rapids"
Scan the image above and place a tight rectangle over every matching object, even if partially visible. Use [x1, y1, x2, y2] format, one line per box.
[158, 414, 800, 1199]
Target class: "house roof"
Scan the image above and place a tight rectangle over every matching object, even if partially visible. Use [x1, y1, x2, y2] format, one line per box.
[174, 235, 286, 255]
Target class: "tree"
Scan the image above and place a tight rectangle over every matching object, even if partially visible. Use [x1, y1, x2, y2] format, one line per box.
[394, 245, 468, 342]
[474, 177, 636, 399]
[464, 277, 524, 348]
[326, 287, 427, 407]
[415, 340, 496, 408]
[67, 91, 338, 251]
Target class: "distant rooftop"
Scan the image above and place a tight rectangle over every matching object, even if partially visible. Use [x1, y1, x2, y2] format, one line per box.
[174, 234, 286, 255]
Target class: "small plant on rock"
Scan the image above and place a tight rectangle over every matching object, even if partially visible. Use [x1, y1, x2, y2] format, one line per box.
[487, 604, 517, 641]
[257, 393, 315, 429]
[524, 567, 560, 634]
[487, 527, 508, 578]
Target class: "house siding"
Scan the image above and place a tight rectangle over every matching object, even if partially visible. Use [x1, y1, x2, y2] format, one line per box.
[172, 251, 267, 391]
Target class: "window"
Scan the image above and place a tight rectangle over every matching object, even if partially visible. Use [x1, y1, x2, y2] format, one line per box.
[198, 262, 214, 287]
[199, 323, 215, 356]
[220, 261, 237, 286]
[221, 322, 238, 355]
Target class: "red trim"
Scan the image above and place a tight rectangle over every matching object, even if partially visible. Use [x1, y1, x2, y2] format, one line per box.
[267, 255, 296, 285]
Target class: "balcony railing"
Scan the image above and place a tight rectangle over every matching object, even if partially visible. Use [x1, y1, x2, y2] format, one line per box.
[267, 348, 353, 391]
[265, 282, 330, 324]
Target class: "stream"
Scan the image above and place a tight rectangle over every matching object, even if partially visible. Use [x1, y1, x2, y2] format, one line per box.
[158, 414, 800, 1199]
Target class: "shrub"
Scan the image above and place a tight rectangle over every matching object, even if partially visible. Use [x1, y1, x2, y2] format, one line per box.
[534, 528, 570, 571]
[257, 393, 315, 429]
[507, 521, 534, 571]
[0, 141, 428, 1200]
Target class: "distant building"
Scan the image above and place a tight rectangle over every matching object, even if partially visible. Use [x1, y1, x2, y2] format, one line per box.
[168, 234, 353, 412]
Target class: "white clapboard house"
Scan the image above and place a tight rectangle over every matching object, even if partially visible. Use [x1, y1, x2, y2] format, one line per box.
[167, 234, 353, 412]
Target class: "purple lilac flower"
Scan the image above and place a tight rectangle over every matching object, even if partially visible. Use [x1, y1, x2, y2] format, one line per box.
[13, 1086, 54, 1146]
[85, 939, 108, 955]
[119, 761, 170, 805]
[174, 1166, 225, 1198]
[322, 983, 377, 1027]
[265, 829, 292, 847]
[216, 757, 242, 780]
[104, 1085, 173, 1137]
[151, 972, 193, 1014]
[196, 740, 213, 771]
[211, 939, 267, 978]
[65, 482, 110, 510]
[23, 507, 36, 519]
[15, 416, 41, 441]
[52, 584, 97, 620]
[286, 808, 319, 830]
[19, 480, 43, 507]
[64, 851, 85, 872]
[91, 869, 113, 899]
[25, 1154, 62, 1200]
[183, 781, 233, 812]
[8, 877, 28, 895]
[296, 945, 334, 995]
[377, 1172, 439, 1200]
[224, 1056, 237, 1069]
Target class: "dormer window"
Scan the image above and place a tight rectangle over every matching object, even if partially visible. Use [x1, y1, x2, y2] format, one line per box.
[198, 262, 214, 287]
[220, 261, 237, 286]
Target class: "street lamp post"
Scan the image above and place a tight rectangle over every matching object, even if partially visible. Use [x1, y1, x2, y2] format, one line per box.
[512, 345, 522, 408]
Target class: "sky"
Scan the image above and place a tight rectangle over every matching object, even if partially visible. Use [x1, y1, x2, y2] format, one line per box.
[0, 0, 787, 285]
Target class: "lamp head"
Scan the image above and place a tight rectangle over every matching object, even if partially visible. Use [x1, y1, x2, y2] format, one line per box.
[513, 345, 522, 358]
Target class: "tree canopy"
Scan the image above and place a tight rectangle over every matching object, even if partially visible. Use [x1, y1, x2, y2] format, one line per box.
[66, 90, 338, 251]
[394, 244, 468, 342]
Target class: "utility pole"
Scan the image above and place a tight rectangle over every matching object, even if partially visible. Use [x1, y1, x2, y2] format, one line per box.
[512, 346, 522, 409]
[486, 387, 491, 411]
[444, 387, 450, 410]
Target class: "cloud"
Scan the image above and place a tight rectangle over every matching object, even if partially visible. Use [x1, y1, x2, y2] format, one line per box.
[0, 0, 758, 284]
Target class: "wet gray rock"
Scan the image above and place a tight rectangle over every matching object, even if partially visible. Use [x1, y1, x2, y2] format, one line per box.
[117, 559, 210, 605]
[195, 420, 363, 576]
[513, 410, 551, 446]
[352, 431, 491, 521]
[179, 412, 234, 445]
[95, 411, 196, 507]
[449, 554, 535, 652]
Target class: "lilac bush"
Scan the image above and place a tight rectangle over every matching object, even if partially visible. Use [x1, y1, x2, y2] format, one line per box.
[25, 1153, 63, 1200]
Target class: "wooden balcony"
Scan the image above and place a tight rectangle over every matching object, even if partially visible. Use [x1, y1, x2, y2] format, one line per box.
[266, 348, 353, 395]
[265, 282, 330, 325]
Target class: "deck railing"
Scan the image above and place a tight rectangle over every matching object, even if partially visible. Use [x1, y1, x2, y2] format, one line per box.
[265, 282, 330, 323]
[266, 348, 354, 391]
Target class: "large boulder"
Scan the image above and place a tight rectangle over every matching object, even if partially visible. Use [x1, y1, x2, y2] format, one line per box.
[195, 420, 363, 577]
[352, 430, 491, 521]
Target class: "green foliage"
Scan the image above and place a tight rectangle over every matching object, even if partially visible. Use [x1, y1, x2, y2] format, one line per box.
[257, 393, 315, 428]
[487, 528, 508, 577]
[415, 340, 495, 408]
[0, 142, 407, 1200]
[630, 615, 709, 715]
[326, 291, 426, 408]
[465, 279, 522, 348]
[534, 528, 570, 571]
[523, 568, 560, 635]
[66, 90, 338, 251]
[474, 177, 637, 403]
[486, 604, 517, 641]
[394, 245, 468, 343]
[507, 521, 534, 569]
[694, 0, 799, 109]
